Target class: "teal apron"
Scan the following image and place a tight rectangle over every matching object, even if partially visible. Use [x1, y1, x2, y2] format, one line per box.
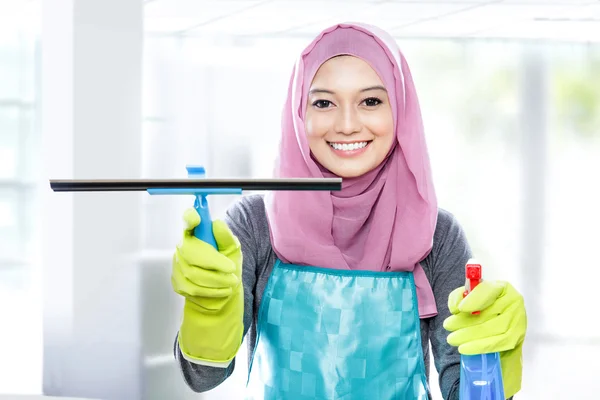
[245, 261, 429, 400]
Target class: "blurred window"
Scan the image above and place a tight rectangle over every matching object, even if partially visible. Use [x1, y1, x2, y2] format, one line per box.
[0, 31, 38, 270]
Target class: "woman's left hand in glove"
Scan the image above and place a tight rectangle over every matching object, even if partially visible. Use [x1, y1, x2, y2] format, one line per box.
[443, 280, 527, 399]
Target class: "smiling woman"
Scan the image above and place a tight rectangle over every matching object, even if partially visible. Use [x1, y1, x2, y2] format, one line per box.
[169, 22, 528, 400]
[305, 55, 396, 178]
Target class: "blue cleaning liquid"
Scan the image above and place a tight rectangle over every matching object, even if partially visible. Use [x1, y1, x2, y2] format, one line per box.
[460, 352, 505, 399]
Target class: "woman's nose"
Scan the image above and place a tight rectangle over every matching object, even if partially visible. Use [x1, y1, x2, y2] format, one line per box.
[334, 107, 362, 135]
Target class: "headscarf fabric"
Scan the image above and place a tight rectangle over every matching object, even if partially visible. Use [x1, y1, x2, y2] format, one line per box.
[264, 23, 439, 318]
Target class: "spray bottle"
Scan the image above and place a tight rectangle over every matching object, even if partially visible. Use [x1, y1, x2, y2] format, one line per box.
[459, 259, 505, 400]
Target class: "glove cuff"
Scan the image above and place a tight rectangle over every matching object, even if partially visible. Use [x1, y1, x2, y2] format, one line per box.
[177, 334, 236, 368]
[500, 343, 523, 398]
[178, 292, 244, 366]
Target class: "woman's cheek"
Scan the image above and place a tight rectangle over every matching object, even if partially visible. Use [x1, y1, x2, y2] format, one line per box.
[304, 115, 316, 137]
[305, 115, 328, 139]
[366, 112, 393, 138]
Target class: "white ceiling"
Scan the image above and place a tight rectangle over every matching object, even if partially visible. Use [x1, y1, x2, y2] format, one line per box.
[144, 0, 600, 42]
[0, 0, 598, 42]
[0, 0, 39, 35]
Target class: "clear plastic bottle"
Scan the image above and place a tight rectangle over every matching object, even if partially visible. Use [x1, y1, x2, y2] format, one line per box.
[460, 353, 505, 399]
[459, 260, 505, 400]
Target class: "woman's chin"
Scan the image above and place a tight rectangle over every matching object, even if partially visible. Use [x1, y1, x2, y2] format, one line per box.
[328, 163, 375, 179]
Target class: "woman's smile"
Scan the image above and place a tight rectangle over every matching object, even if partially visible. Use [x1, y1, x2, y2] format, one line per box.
[327, 140, 373, 158]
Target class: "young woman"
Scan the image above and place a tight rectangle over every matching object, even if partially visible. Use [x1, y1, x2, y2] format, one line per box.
[170, 22, 527, 400]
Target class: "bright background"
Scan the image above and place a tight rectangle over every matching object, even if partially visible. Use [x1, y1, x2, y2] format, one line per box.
[1, 0, 599, 399]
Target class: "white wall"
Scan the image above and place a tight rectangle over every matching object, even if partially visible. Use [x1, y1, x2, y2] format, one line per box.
[41, 1, 144, 399]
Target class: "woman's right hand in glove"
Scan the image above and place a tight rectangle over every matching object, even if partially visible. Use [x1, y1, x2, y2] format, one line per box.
[172, 208, 244, 367]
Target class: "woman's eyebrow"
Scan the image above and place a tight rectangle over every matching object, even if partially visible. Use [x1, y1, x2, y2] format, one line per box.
[361, 85, 387, 92]
[308, 85, 387, 96]
[308, 88, 334, 95]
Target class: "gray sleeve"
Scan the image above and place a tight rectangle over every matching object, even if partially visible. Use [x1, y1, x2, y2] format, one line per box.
[173, 196, 261, 393]
[427, 210, 473, 400]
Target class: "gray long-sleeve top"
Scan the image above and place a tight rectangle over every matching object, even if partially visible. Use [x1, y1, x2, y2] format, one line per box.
[174, 194, 472, 399]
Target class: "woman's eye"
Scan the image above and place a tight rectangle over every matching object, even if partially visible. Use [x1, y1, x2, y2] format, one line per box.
[313, 100, 332, 109]
[363, 97, 382, 107]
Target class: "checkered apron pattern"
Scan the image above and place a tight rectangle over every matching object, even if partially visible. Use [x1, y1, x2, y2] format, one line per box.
[245, 261, 429, 400]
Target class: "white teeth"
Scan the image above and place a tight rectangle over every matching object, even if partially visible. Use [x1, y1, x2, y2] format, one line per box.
[329, 141, 368, 151]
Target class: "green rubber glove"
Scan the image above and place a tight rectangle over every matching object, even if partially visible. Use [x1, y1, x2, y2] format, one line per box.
[171, 208, 244, 367]
[443, 280, 527, 399]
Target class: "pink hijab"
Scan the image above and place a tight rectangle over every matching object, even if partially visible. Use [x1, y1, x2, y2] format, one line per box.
[264, 23, 438, 318]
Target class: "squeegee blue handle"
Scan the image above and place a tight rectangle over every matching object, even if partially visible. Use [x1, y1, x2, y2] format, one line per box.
[146, 165, 242, 249]
[194, 193, 218, 249]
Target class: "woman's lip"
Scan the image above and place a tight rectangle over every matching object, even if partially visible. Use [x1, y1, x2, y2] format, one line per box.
[327, 140, 373, 144]
[328, 141, 372, 158]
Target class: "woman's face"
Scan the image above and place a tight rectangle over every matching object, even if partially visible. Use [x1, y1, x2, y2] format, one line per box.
[305, 55, 395, 178]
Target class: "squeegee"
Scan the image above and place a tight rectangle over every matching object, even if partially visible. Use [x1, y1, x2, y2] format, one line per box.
[50, 165, 342, 249]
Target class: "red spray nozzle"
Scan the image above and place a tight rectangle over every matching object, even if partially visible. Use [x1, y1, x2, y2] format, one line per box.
[463, 260, 482, 315]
